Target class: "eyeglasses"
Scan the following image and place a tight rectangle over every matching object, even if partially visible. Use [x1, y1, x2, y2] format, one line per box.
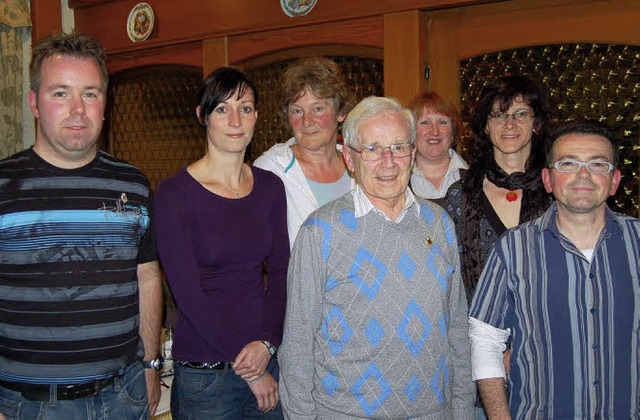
[348, 143, 414, 161]
[488, 110, 535, 125]
[551, 159, 615, 174]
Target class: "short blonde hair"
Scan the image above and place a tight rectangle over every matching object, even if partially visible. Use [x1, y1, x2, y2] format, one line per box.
[281, 57, 354, 117]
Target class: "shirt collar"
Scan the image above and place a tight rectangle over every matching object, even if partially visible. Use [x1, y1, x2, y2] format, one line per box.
[352, 184, 419, 223]
[541, 201, 619, 243]
[411, 148, 469, 178]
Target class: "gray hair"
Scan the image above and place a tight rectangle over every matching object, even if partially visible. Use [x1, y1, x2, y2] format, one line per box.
[342, 96, 416, 148]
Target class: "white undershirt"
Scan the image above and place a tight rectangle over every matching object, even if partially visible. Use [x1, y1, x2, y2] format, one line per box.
[469, 317, 511, 381]
[580, 248, 594, 261]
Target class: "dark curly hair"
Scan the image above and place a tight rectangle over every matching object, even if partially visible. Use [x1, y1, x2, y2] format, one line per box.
[460, 75, 552, 296]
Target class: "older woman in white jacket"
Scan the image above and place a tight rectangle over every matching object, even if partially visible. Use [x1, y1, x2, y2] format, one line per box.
[254, 57, 355, 248]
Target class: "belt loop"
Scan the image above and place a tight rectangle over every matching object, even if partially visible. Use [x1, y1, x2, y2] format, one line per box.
[113, 373, 122, 393]
[49, 384, 58, 403]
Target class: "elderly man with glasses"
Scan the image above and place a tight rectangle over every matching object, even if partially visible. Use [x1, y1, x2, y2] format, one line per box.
[278, 96, 474, 419]
[469, 121, 640, 419]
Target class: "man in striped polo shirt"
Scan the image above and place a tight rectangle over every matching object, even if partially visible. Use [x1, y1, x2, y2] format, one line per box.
[0, 33, 163, 419]
[469, 121, 639, 419]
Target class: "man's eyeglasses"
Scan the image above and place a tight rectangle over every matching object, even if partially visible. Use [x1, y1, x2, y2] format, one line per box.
[551, 159, 615, 174]
[349, 143, 414, 161]
[488, 110, 535, 125]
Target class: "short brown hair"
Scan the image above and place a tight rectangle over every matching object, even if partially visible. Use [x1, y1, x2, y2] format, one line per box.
[281, 57, 353, 117]
[30, 32, 108, 94]
[408, 91, 463, 147]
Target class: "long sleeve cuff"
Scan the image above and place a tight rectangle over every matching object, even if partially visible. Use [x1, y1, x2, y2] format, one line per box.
[469, 317, 510, 381]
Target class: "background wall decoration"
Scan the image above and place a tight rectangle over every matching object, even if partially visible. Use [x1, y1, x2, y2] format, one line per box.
[0, 0, 31, 159]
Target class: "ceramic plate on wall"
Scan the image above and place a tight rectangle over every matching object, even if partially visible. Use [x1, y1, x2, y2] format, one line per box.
[127, 2, 154, 42]
[280, 0, 318, 17]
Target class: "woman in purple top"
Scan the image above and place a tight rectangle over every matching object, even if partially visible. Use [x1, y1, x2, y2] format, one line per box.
[155, 67, 289, 419]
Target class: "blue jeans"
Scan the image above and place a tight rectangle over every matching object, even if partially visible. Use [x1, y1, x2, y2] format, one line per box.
[171, 358, 283, 419]
[0, 362, 148, 420]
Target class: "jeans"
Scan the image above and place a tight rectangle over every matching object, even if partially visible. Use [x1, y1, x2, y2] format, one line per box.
[171, 358, 283, 419]
[0, 362, 148, 420]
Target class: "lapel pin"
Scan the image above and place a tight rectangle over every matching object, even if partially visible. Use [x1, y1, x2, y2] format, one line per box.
[426, 236, 433, 246]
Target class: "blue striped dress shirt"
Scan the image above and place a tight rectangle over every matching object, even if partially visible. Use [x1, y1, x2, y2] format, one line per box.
[470, 202, 640, 419]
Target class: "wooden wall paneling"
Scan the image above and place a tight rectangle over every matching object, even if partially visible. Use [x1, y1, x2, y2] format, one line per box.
[449, 0, 640, 59]
[107, 41, 203, 75]
[227, 17, 384, 66]
[30, 0, 61, 42]
[71, 0, 492, 54]
[426, 13, 461, 108]
[238, 46, 383, 71]
[383, 11, 428, 105]
[427, 0, 640, 69]
[203, 37, 228, 77]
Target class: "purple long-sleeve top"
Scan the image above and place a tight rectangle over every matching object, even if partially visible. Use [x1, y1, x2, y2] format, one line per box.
[154, 166, 289, 362]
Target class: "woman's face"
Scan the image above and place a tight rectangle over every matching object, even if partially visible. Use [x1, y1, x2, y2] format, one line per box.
[485, 95, 536, 161]
[200, 88, 257, 154]
[415, 108, 454, 162]
[287, 89, 345, 151]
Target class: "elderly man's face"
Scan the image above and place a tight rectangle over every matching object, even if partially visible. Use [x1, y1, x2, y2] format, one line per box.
[344, 111, 415, 213]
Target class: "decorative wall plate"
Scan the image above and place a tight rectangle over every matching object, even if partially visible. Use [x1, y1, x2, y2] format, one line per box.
[127, 2, 154, 42]
[280, 0, 318, 17]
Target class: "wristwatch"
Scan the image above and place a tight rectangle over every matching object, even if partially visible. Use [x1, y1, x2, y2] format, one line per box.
[261, 340, 277, 358]
[142, 354, 165, 371]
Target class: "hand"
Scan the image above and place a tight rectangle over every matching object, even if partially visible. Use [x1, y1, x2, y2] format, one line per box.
[0, 412, 6, 420]
[247, 371, 279, 412]
[233, 341, 271, 382]
[144, 369, 161, 416]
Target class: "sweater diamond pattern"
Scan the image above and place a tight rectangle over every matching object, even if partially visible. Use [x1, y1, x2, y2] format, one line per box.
[325, 276, 339, 292]
[322, 305, 353, 355]
[420, 201, 435, 226]
[397, 251, 417, 281]
[304, 217, 332, 261]
[396, 300, 432, 358]
[426, 243, 451, 292]
[364, 317, 385, 348]
[438, 312, 448, 337]
[322, 370, 339, 396]
[340, 208, 358, 231]
[348, 246, 387, 301]
[349, 362, 392, 416]
[430, 355, 449, 404]
[404, 374, 423, 404]
[279, 194, 474, 417]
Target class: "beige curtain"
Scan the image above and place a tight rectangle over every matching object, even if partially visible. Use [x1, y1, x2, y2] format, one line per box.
[0, 0, 31, 158]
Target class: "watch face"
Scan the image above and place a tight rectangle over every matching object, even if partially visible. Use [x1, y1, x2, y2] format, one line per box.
[145, 355, 164, 370]
[153, 358, 164, 370]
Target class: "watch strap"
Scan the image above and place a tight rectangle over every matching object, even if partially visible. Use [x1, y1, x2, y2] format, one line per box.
[261, 340, 276, 357]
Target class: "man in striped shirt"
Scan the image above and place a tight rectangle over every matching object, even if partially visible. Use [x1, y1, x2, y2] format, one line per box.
[0, 33, 163, 419]
[469, 121, 639, 419]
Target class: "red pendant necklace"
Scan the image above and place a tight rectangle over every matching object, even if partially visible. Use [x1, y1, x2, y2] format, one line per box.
[505, 191, 518, 202]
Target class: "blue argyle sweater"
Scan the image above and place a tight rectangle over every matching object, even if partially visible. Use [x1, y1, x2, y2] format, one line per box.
[279, 192, 474, 419]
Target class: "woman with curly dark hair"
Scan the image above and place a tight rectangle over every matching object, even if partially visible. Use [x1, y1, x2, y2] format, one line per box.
[445, 75, 552, 302]
[444, 74, 552, 419]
